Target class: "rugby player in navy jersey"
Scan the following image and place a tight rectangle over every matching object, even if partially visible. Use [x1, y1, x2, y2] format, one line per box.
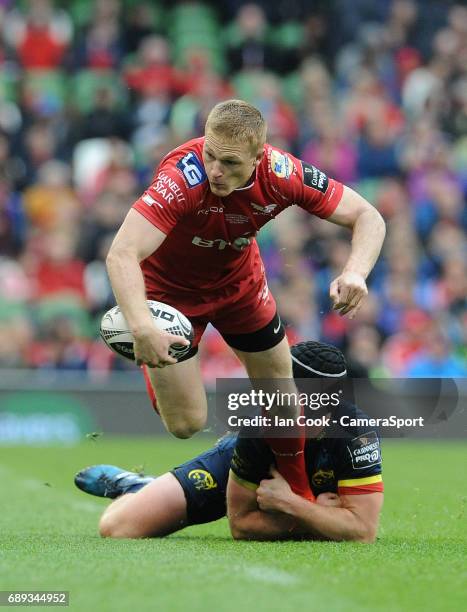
[106, 99, 385, 501]
[75, 342, 383, 542]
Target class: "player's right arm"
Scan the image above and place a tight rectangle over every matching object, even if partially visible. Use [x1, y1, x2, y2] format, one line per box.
[227, 472, 297, 540]
[227, 437, 293, 539]
[106, 209, 188, 367]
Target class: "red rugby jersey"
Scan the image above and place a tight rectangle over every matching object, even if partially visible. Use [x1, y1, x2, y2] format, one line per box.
[132, 137, 344, 295]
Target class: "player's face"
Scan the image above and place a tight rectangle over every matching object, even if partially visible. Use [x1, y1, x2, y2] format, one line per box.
[203, 130, 263, 197]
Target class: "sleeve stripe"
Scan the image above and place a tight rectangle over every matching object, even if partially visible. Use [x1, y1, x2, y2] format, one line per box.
[338, 475, 382, 487]
[229, 469, 258, 491]
[338, 482, 384, 495]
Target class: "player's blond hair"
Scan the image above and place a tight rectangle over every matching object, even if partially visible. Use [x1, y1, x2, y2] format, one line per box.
[205, 99, 267, 154]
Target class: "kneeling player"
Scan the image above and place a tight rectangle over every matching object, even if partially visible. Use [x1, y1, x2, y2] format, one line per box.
[75, 342, 383, 542]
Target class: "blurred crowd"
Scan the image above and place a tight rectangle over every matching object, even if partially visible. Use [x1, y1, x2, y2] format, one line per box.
[0, 0, 465, 381]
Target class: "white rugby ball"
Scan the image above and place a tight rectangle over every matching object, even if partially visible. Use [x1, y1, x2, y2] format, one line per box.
[100, 300, 194, 362]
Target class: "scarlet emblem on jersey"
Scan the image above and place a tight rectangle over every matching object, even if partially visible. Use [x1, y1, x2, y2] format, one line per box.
[270, 149, 293, 179]
[301, 161, 329, 194]
[176, 152, 207, 188]
[251, 202, 277, 215]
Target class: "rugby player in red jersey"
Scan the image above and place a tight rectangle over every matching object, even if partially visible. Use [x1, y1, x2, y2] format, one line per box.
[106, 100, 386, 501]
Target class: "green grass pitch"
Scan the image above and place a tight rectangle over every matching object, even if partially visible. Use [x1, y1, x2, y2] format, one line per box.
[1, 438, 465, 612]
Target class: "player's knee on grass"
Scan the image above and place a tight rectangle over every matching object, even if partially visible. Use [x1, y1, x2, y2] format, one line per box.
[98, 509, 131, 539]
[99, 507, 148, 539]
[98, 473, 188, 539]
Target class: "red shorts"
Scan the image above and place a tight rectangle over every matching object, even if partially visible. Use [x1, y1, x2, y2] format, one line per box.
[147, 271, 277, 348]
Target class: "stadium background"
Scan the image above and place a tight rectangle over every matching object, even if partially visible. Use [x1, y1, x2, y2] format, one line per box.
[0, 0, 465, 383]
[0, 2, 465, 610]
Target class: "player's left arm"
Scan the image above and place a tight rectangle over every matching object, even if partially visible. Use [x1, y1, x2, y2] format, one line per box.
[326, 185, 386, 319]
[256, 468, 383, 542]
[278, 151, 386, 319]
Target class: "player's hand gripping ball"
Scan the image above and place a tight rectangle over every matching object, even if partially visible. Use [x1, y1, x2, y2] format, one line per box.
[100, 301, 194, 361]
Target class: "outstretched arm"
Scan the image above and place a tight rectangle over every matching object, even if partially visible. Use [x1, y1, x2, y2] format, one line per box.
[106, 209, 166, 332]
[326, 186, 386, 319]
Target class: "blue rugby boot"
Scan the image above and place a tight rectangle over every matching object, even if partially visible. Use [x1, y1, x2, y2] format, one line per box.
[74, 465, 154, 498]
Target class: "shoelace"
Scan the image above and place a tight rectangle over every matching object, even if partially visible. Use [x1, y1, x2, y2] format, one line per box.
[100, 471, 133, 497]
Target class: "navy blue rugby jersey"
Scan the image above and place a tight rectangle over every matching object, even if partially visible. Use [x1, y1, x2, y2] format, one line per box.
[230, 401, 383, 497]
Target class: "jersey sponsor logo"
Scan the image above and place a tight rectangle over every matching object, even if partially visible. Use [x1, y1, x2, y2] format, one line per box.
[231, 236, 252, 251]
[150, 171, 186, 204]
[250, 202, 277, 215]
[346, 431, 381, 470]
[192, 236, 230, 249]
[188, 469, 217, 490]
[270, 149, 293, 179]
[301, 162, 329, 194]
[311, 469, 335, 487]
[176, 152, 207, 188]
[191, 234, 253, 251]
[197, 205, 224, 215]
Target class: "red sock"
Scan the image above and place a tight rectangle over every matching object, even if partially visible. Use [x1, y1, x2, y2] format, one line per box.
[141, 365, 159, 414]
[265, 434, 315, 502]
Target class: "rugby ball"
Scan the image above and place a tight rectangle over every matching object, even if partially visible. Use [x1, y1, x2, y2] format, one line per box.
[100, 300, 194, 361]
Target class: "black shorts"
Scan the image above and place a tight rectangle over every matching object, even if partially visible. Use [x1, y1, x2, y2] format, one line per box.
[179, 311, 285, 363]
[170, 435, 236, 525]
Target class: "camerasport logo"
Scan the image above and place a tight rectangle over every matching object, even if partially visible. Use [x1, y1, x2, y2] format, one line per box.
[347, 431, 381, 470]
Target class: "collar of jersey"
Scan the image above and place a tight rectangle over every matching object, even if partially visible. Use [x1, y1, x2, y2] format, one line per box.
[234, 181, 255, 191]
[233, 169, 257, 191]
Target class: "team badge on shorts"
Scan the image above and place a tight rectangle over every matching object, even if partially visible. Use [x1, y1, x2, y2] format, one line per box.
[188, 469, 218, 490]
